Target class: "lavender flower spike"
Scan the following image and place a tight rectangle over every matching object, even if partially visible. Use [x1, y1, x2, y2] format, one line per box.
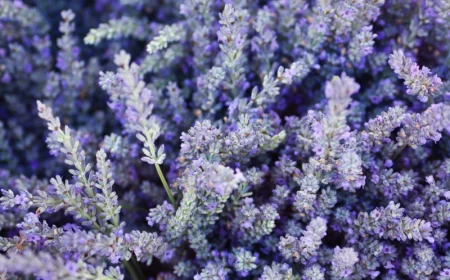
[389, 49, 443, 102]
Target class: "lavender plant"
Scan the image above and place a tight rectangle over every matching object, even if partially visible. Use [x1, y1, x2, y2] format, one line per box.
[1, 0, 450, 279]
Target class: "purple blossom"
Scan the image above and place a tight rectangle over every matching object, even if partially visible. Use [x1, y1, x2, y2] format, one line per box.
[2, 1, 450, 280]
[389, 49, 443, 102]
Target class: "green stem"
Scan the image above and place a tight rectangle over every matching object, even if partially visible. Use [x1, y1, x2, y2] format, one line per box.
[131, 256, 146, 280]
[124, 261, 140, 280]
[120, 204, 149, 211]
[392, 145, 406, 160]
[155, 163, 176, 209]
[147, 140, 177, 209]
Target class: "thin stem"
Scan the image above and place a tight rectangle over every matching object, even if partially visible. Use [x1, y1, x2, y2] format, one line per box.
[147, 140, 177, 209]
[131, 256, 146, 280]
[124, 260, 140, 280]
[392, 144, 406, 160]
[155, 163, 176, 209]
[120, 204, 150, 211]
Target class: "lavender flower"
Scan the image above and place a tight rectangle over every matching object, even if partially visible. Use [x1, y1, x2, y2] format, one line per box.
[331, 246, 359, 279]
[85, 17, 150, 45]
[389, 49, 443, 102]
[146, 23, 185, 54]
[259, 263, 294, 280]
[194, 263, 227, 280]
[233, 248, 258, 277]
[279, 217, 327, 263]
[3, 1, 450, 279]
[0, 250, 123, 280]
[364, 106, 406, 146]
[354, 201, 434, 243]
[397, 103, 450, 149]
[348, 26, 377, 63]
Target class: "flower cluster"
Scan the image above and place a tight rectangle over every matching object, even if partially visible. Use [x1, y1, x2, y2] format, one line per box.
[1, 1, 450, 279]
[389, 49, 443, 102]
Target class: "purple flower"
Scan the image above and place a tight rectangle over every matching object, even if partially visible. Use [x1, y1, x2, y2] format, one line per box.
[13, 193, 29, 207]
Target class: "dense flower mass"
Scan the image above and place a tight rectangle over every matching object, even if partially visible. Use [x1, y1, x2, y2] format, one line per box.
[1, 0, 450, 279]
